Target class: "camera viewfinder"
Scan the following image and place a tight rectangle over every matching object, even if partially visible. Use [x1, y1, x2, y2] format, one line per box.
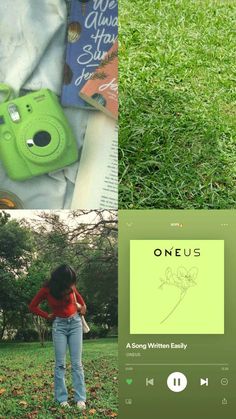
[8, 104, 21, 123]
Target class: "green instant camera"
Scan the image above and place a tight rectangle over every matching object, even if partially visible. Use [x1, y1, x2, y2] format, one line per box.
[0, 89, 78, 181]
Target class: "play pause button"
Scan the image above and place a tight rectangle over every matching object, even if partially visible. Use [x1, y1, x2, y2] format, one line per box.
[167, 372, 188, 392]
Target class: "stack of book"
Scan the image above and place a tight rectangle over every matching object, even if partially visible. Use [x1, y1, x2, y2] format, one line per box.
[61, 0, 118, 209]
[62, 0, 118, 120]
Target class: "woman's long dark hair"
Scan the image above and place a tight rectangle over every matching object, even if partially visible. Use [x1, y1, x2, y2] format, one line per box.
[44, 264, 77, 300]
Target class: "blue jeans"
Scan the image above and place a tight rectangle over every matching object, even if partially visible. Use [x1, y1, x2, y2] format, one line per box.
[52, 313, 86, 403]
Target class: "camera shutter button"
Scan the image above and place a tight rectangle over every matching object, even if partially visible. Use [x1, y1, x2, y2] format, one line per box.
[3, 132, 12, 141]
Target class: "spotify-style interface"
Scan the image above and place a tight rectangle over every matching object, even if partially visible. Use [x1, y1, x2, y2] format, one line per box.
[119, 211, 236, 419]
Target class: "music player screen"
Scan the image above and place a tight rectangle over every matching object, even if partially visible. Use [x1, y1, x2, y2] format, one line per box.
[119, 210, 236, 419]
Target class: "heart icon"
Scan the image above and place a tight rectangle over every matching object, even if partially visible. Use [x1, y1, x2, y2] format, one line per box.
[126, 378, 133, 385]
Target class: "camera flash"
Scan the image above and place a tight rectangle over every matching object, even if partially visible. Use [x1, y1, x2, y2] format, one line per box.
[27, 139, 34, 147]
[8, 104, 21, 123]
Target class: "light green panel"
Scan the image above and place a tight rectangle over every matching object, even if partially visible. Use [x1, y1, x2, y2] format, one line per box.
[130, 240, 224, 334]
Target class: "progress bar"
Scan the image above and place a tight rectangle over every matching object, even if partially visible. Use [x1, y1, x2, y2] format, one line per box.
[125, 363, 229, 366]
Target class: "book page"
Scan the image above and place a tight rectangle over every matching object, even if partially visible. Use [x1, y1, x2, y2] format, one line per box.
[71, 112, 118, 209]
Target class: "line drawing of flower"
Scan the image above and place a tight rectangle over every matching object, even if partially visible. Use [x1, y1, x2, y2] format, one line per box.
[159, 266, 198, 324]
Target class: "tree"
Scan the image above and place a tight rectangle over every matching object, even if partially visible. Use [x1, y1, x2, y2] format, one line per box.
[0, 212, 33, 339]
[0, 210, 118, 342]
[80, 249, 118, 329]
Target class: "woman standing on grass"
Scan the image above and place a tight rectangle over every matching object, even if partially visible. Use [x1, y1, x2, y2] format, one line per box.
[29, 264, 86, 411]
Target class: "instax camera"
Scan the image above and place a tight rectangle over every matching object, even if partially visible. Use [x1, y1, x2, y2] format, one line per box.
[0, 89, 78, 181]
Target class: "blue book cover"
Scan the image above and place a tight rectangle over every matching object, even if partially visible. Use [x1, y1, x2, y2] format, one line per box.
[61, 0, 118, 108]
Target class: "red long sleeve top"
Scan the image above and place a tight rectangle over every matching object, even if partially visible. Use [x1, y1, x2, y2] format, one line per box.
[29, 286, 85, 319]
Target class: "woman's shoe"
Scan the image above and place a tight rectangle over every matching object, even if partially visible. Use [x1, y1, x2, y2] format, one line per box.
[60, 401, 71, 408]
[76, 401, 86, 411]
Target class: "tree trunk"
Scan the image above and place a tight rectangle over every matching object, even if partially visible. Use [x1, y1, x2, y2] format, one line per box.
[0, 310, 6, 340]
[32, 316, 46, 346]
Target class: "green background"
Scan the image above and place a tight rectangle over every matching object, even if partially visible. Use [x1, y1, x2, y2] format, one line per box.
[130, 240, 224, 334]
[119, 210, 236, 419]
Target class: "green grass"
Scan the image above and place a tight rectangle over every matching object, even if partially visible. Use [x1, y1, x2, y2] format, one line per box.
[119, 0, 236, 209]
[0, 339, 118, 418]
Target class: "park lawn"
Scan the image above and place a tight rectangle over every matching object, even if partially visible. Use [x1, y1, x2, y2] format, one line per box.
[0, 338, 118, 419]
[119, 0, 236, 209]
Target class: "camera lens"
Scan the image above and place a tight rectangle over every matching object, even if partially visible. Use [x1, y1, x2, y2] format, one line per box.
[33, 131, 51, 147]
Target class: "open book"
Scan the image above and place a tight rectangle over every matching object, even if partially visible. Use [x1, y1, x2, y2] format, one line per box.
[71, 112, 118, 209]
